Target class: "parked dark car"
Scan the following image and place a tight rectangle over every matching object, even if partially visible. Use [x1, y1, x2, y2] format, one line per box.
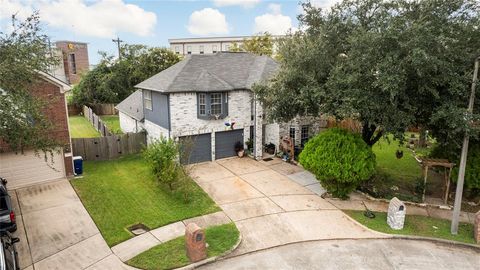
[0, 232, 19, 270]
[0, 178, 16, 233]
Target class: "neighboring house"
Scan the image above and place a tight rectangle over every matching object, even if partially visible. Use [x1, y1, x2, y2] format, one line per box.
[116, 90, 145, 133]
[169, 35, 284, 55]
[0, 72, 74, 189]
[134, 52, 325, 164]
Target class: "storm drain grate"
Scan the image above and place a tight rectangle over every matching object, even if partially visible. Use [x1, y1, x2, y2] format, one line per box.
[128, 223, 150, 235]
[262, 158, 274, 161]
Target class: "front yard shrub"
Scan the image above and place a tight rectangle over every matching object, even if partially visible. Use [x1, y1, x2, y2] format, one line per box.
[143, 138, 197, 201]
[299, 128, 376, 199]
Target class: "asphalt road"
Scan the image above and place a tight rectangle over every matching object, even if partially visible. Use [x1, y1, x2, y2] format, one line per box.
[199, 238, 480, 270]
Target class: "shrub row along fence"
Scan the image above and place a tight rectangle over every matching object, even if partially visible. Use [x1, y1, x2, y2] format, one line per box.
[83, 106, 112, 137]
[72, 132, 146, 161]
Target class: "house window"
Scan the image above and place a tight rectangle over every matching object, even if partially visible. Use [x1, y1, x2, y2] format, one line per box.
[210, 93, 222, 115]
[197, 92, 226, 119]
[144, 90, 152, 110]
[187, 46, 192, 54]
[212, 45, 217, 53]
[225, 44, 230, 51]
[289, 127, 295, 145]
[198, 93, 206, 115]
[175, 46, 180, 54]
[301, 125, 310, 146]
[199, 45, 204, 54]
[69, 53, 77, 74]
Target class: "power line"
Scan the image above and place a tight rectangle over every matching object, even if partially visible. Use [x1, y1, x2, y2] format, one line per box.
[112, 37, 123, 60]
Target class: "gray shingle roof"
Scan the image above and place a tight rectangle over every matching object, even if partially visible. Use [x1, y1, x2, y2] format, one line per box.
[115, 90, 144, 121]
[135, 52, 278, 93]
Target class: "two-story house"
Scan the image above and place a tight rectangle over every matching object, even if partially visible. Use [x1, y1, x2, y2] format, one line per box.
[133, 52, 326, 163]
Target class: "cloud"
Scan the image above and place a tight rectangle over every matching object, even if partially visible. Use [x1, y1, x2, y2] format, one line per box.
[0, 0, 157, 38]
[187, 8, 229, 36]
[254, 4, 295, 35]
[0, 0, 33, 21]
[212, 0, 260, 8]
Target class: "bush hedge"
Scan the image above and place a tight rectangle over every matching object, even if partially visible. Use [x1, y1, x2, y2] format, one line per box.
[299, 128, 376, 199]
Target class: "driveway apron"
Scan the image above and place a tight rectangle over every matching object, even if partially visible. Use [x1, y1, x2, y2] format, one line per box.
[12, 179, 136, 270]
[190, 158, 383, 256]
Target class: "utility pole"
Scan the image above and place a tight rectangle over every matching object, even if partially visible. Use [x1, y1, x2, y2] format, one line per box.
[451, 56, 479, 234]
[112, 36, 123, 60]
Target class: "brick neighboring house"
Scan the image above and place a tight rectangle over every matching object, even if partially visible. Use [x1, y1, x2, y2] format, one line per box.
[55, 41, 89, 84]
[132, 52, 326, 164]
[0, 72, 74, 189]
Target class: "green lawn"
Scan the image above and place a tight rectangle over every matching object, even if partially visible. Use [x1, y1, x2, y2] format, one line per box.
[128, 223, 239, 270]
[68, 116, 100, 138]
[100, 115, 123, 135]
[70, 155, 219, 246]
[372, 135, 421, 184]
[345, 210, 476, 245]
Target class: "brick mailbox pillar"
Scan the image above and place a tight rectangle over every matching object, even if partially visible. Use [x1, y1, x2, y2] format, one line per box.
[185, 223, 207, 262]
[474, 211, 480, 244]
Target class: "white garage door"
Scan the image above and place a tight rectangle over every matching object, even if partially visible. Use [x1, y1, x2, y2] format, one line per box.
[0, 149, 65, 189]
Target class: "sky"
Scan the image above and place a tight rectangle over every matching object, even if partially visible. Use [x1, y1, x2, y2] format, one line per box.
[0, 0, 340, 64]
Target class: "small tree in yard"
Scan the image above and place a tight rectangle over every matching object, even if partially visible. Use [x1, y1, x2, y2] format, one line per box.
[299, 128, 376, 199]
[143, 138, 195, 202]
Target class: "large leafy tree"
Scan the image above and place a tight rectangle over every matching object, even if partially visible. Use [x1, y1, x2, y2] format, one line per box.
[256, 0, 480, 146]
[72, 45, 180, 106]
[230, 33, 274, 56]
[0, 12, 61, 153]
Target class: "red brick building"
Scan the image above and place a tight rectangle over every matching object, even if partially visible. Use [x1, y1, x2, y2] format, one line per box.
[55, 41, 89, 84]
[0, 72, 74, 188]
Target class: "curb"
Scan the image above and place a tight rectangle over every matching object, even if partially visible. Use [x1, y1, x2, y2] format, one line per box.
[389, 235, 480, 251]
[175, 233, 243, 270]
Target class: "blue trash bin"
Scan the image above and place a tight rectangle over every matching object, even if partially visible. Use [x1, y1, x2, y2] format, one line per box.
[73, 156, 83, 175]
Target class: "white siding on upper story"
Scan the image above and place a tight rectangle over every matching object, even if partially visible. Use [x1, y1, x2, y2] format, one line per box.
[119, 111, 144, 133]
[144, 119, 169, 144]
[170, 41, 242, 55]
[169, 90, 252, 138]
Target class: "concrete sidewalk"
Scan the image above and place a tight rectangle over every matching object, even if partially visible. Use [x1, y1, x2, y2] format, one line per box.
[190, 158, 383, 256]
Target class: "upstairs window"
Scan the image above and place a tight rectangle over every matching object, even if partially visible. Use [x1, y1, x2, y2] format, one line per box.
[199, 45, 204, 54]
[210, 93, 222, 115]
[197, 92, 227, 119]
[187, 46, 192, 54]
[225, 44, 230, 51]
[175, 46, 180, 54]
[212, 45, 218, 53]
[198, 93, 206, 115]
[144, 90, 152, 110]
[69, 53, 77, 74]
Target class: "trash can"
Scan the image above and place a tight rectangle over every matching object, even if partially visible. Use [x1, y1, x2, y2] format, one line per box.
[73, 156, 83, 175]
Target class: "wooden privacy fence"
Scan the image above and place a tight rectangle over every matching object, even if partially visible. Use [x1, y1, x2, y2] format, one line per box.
[72, 132, 146, 161]
[83, 106, 112, 136]
[90, 103, 117, 115]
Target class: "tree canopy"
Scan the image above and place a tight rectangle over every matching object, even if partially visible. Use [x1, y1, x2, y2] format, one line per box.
[256, 0, 480, 146]
[230, 32, 274, 56]
[72, 45, 180, 106]
[0, 12, 61, 153]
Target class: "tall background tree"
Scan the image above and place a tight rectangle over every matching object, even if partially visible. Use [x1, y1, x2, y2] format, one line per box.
[256, 0, 480, 146]
[0, 12, 61, 153]
[72, 44, 180, 106]
[230, 32, 274, 56]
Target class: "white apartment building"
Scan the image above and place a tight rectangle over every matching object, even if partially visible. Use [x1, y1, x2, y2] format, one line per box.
[168, 35, 283, 55]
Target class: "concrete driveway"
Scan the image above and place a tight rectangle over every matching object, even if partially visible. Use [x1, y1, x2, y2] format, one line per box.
[190, 158, 383, 255]
[199, 239, 480, 270]
[11, 179, 136, 270]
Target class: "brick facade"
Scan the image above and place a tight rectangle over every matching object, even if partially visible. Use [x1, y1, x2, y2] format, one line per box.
[55, 41, 89, 84]
[0, 78, 74, 177]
